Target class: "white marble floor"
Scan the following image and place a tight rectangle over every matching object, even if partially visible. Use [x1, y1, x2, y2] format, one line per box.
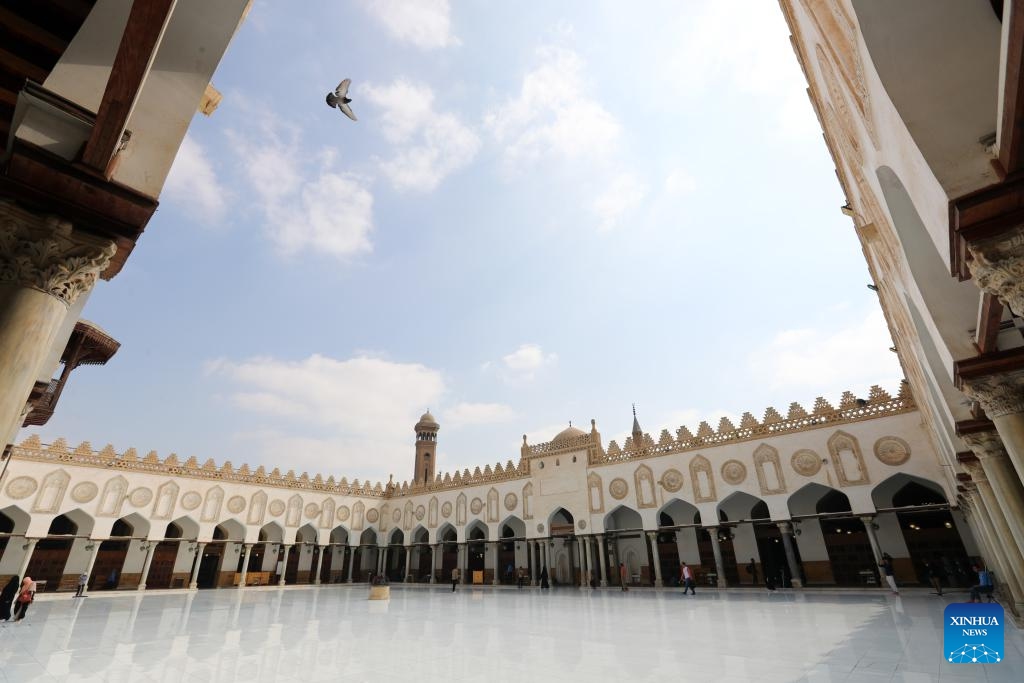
[0, 586, 1021, 682]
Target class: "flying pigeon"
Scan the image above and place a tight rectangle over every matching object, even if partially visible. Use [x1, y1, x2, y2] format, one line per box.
[326, 78, 357, 121]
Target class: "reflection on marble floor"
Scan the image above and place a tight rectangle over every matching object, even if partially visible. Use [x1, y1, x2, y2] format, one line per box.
[0, 587, 1021, 682]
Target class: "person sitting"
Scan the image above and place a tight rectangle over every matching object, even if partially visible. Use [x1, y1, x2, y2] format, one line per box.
[968, 565, 994, 602]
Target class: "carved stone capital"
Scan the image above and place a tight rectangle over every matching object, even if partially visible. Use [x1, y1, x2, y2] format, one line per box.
[961, 458, 987, 482]
[961, 430, 1010, 461]
[777, 521, 793, 534]
[0, 201, 116, 306]
[967, 229, 1024, 317]
[960, 372, 1024, 419]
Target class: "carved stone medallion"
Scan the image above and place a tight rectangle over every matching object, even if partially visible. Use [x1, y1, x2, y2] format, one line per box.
[874, 437, 911, 466]
[504, 492, 518, 511]
[536, 523, 545, 533]
[337, 505, 350, 522]
[5, 476, 37, 500]
[269, 499, 286, 517]
[304, 503, 320, 519]
[181, 491, 202, 511]
[71, 481, 98, 504]
[661, 468, 684, 493]
[415, 505, 426, 521]
[470, 498, 484, 515]
[791, 450, 822, 476]
[392, 508, 402, 523]
[578, 520, 587, 530]
[128, 487, 153, 508]
[609, 478, 629, 500]
[441, 501, 453, 519]
[721, 460, 747, 485]
[366, 508, 379, 523]
[227, 496, 246, 514]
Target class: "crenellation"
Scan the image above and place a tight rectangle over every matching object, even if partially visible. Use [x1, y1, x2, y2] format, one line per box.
[763, 407, 784, 424]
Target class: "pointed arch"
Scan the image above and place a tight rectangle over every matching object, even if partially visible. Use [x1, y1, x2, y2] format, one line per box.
[427, 496, 438, 528]
[587, 472, 604, 514]
[486, 487, 499, 523]
[753, 444, 786, 495]
[388, 528, 405, 545]
[689, 455, 716, 503]
[33, 468, 70, 513]
[330, 525, 349, 544]
[358, 528, 378, 545]
[168, 515, 199, 539]
[259, 521, 284, 543]
[465, 519, 488, 540]
[548, 507, 575, 535]
[455, 492, 467, 526]
[151, 480, 179, 520]
[296, 523, 318, 544]
[827, 430, 869, 486]
[97, 475, 128, 517]
[658, 498, 701, 526]
[871, 473, 949, 509]
[412, 525, 429, 544]
[522, 482, 534, 519]
[116, 512, 151, 538]
[0, 505, 30, 535]
[285, 494, 303, 527]
[633, 463, 656, 508]
[436, 522, 458, 543]
[788, 483, 851, 516]
[718, 491, 769, 520]
[200, 486, 224, 522]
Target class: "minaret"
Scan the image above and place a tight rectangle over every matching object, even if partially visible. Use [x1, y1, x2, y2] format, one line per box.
[631, 403, 643, 446]
[414, 410, 440, 485]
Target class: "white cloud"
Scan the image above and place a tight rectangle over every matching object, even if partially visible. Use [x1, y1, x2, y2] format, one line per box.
[664, 168, 697, 196]
[363, 79, 480, 192]
[747, 308, 903, 398]
[164, 136, 229, 224]
[485, 46, 621, 168]
[360, 0, 458, 50]
[444, 402, 517, 428]
[230, 116, 374, 260]
[210, 353, 445, 479]
[496, 343, 557, 383]
[593, 172, 647, 231]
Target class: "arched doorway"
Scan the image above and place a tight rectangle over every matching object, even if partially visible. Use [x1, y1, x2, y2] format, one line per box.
[789, 484, 874, 586]
[29, 511, 91, 592]
[197, 520, 243, 589]
[438, 525, 457, 579]
[549, 507, 577, 586]
[258, 522, 284, 585]
[466, 522, 487, 584]
[145, 521, 184, 589]
[604, 506, 642, 587]
[288, 525, 317, 584]
[411, 526, 431, 582]
[327, 526, 349, 583]
[0, 506, 30, 579]
[656, 499, 704, 586]
[89, 517, 134, 591]
[499, 516, 526, 585]
[386, 529, 406, 582]
[354, 529, 378, 582]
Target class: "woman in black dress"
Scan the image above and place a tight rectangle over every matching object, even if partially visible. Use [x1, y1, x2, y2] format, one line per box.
[0, 575, 20, 621]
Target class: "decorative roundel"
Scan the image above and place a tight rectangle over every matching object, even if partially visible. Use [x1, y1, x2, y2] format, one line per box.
[578, 520, 587, 530]
[181, 491, 202, 511]
[227, 496, 246, 514]
[71, 481, 98, 504]
[504, 492, 518, 511]
[721, 460, 747, 485]
[536, 523, 545, 533]
[609, 478, 629, 500]
[441, 501, 453, 519]
[337, 505, 350, 522]
[304, 503, 320, 519]
[268, 499, 286, 516]
[392, 508, 402, 523]
[470, 498, 484, 515]
[415, 505, 426, 521]
[791, 450, 822, 476]
[366, 508, 379, 523]
[661, 468, 684, 493]
[874, 436, 911, 466]
[128, 487, 153, 508]
[5, 476, 37, 500]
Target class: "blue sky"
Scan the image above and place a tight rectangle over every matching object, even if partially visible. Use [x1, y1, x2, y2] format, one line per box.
[28, 0, 902, 484]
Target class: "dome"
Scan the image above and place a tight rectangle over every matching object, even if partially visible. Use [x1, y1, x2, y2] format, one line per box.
[552, 424, 586, 444]
[416, 411, 439, 427]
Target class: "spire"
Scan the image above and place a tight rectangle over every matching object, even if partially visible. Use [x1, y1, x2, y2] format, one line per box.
[632, 403, 641, 437]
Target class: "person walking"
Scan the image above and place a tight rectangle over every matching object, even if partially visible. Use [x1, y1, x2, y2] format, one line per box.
[0, 575, 19, 621]
[540, 566, 549, 590]
[746, 558, 758, 585]
[879, 553, 898, 594]
[12, 576, 35, 622]
[619, 563, 629, 591]
[75, 571, 88, 598]
[450, 567, 460, 592]
[680, 562, 695, 595]
[922, 560, 943, 596]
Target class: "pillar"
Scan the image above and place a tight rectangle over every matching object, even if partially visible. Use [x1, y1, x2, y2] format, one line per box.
[278, 545, 291, 586]
[963, 431, 1024, 562]
[961, 373, 1024, 492]
[962, 486, 1024, 607]
[237, 543, 252, 588]
[777, 522, 802, 588]
[346, 546, 355, 583]
[859, 516, 883, 567]
[0, 202, 117, 450]
[430, 544, 438, 583]
[646, 532, 663, 587]
[81, 540, 100, 594]
[962, 463, 1024, 610]
[491, 542, 500, 586]
[188, 542, 206, 590]
[16, 538, 38, 579]
[313, 545, 325, 585]
[583, 536, 593, 587]
[706, 526, 727, 588]
[596, 533, 608, 587]
[578, 537, 589, 587]
[138, 542, 157, 591]
[528, 541, 536, 585]
[402, 545, 410, 582]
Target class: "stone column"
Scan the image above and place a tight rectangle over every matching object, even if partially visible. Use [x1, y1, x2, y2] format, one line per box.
[81, 541, 100, 594]
[430, 544, 438, 583]
[16, 537, 38, 579]
[963, 431, 1024, 561]
[777, 522, 803, 588]
[528, 541, 536, 585]
[346, 546, 355, 583]
[961, 373, 1024, 491]
[491, 542, 500, 586]
[278, 545, 291, 586]
[0, 203, 117, 450]
[646, 532, 663, 587]
[137, 543, 157, 591]
[579, 537, 589, 587]
[402, 545, 411, 582]
[237, 543, 252, 588]
[188, 542, 206, 590]
[596, 534, 608, 587]
[962, 463, 1024, 607]
[859, 516, 884, 566]
[313, 545, 325, 585]
[961, 486, 1022, 604]
[706, 527, 727, 588]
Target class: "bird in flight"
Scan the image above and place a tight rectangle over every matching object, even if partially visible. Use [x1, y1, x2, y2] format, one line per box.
[326, 78, 357, 121]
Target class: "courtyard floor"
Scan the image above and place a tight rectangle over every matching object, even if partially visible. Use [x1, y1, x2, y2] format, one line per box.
[0, 585, 1020, 682]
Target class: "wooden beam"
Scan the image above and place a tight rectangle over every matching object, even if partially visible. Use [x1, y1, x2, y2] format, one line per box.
[955, 418, 996, 436]
[79, 0, 175, 175]
[976, 293, 1005, 353]
[0, 46, 50, 84]
[1000, 0, 1024, 174]
[954, 345, 1024, 388]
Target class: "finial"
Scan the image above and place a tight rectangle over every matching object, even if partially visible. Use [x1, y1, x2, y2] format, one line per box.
[522, 434, 528, 445]
[632, 403, 636, 418]
[569, 420, 572, 428]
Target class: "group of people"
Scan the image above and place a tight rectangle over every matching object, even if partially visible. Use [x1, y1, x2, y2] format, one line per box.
[0, 575, 35, 623]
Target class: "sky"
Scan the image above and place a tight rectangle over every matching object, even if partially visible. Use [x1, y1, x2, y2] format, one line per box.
[26, 0, 903, 485]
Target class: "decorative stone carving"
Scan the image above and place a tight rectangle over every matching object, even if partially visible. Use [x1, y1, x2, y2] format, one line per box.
[428, 497, 438, 527]
[966, 231, 1024, 318]
[71, 481, 98, 504]
[522, 482, 533, 520]
[392, 508, 402, 523]
[0, 201, 118, 305]
[33, 469, 70, 512]
[352, 501, 365, 530]
[536, 523, 545, 533]
[634, 464, 656, 508]
[129, 487, 153, 508]
[336, 505, 350, 522]
[689, 455, 716, 503]
[609, 478, 629, 500]
[470, 497, 484, 515]
[578, 520, 587, 530]
[753, 444, 786, 495]
[960, 370, 1024, 419]
[304, 503, 320, 519]
[721, 460, 747, 485]
[365, 508, 379, 523]
[225, 496, 245, 514]
[456, 494, 467, 525]
[487, 488, 499, 522]
[97, 475, 128, 517]
[791, 450, 822, 476]
[961, 430, 1007, 460]
[415, 505, 426, 521]
[587, 472, 604, 514]
[151, 481, 179, 520]
[827, 430, 869, 487]
[181, 491, 202, 511]
[6, 476, 37, 499]
[441, 501, 452, 518]
[320, 499, 335, 528]
[504, 492, 518, 511]
[285, 495, 302, 526]
[661, 468, 684, 493]
[200, 486, 223, 522]
[873, 437, 911, 466]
